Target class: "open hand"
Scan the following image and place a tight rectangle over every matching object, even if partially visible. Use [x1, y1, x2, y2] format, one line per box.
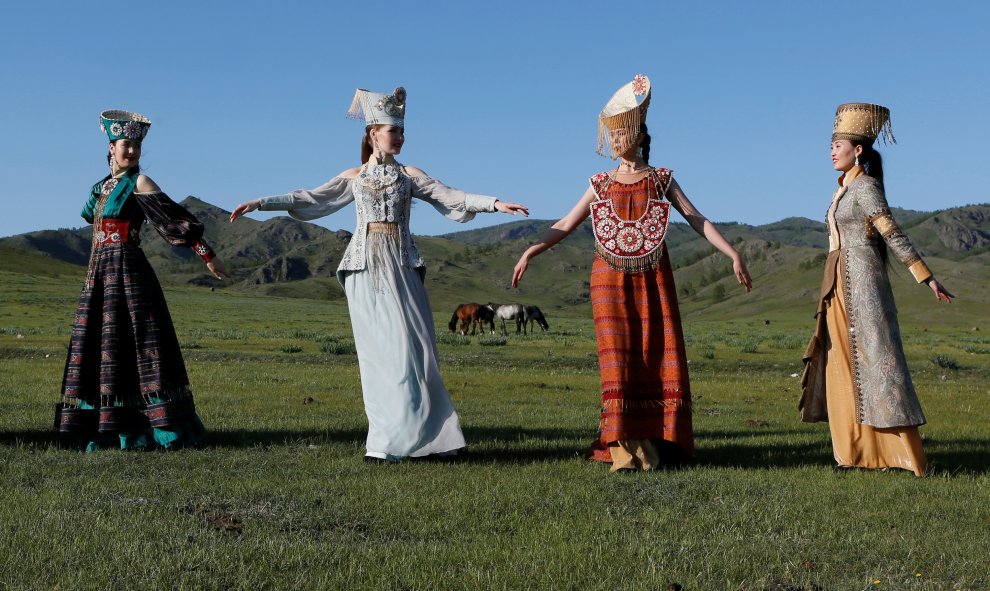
[495, 201, 529, 217]
[230, 200, 261, 223]
[207, 258, 230, 280]
[928, 278, 954, 303]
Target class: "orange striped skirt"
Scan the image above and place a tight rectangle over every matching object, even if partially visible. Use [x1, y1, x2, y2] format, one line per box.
[587, 248, 695, 462]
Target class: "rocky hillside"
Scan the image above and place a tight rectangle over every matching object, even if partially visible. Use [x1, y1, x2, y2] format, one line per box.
[3, 198, 988, 321]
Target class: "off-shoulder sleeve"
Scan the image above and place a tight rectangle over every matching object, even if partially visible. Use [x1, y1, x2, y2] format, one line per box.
[408, 175, 497, 223]
[256, 176, 353, 221]
[134, 192, 216, 263]
[858, 179, 932, 283]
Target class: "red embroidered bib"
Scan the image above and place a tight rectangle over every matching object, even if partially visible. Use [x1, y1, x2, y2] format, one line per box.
[589, 168, 672, 272]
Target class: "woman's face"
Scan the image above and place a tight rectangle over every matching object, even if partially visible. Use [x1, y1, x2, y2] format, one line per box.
[609, 127, 640, 159]
[830, 140, 861, 172]
[370, 125, 405, 155]
[110, 139, 142, 170]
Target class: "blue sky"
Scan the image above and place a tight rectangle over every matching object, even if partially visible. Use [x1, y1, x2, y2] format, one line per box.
[2, 1, 988, 238]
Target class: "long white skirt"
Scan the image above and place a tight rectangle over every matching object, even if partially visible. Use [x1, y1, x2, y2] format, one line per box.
[339, 229, 466, 460]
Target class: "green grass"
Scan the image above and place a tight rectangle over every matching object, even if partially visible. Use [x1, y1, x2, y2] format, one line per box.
[1, 269, 989, 589]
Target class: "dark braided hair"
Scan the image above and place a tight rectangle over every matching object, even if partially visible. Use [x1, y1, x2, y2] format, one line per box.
[639, 123, 652, 165]
[852, 140, 884, 190]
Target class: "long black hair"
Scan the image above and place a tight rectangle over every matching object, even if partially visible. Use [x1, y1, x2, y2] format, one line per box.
[853, 140, 883, 189]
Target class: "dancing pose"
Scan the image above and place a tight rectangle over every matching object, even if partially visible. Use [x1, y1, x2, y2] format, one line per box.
[56, 110, 228, 450]
[512, 75, 751, 472]
[230, 87, 528, 462]
[800, 103, 953, 476]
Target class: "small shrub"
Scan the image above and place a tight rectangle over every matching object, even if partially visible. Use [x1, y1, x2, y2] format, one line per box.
[320, 340, 356, 355]
[280, 345, 303, 354]
[182, 341, 203, 350]
[701, 347, 715, 360]
[740, 341, 759, 354]
[930, 355, 960, 370]
[436, 333, 472, 346]
[479, 336, 507, 347]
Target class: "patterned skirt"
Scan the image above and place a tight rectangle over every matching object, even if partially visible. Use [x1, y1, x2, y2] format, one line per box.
[587, 248, 694, 463]
[55, 243, 204, 450]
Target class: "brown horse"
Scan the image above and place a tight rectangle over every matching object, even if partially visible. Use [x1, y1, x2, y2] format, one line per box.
[448, 303, 495, 336]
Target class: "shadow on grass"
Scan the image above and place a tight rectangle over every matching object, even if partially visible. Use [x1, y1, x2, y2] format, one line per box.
[203, 428, 367, 448]
[4, 427, 988, 474]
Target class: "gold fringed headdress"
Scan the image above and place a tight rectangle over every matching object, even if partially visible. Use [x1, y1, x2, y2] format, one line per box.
[346, 87, 406, 127]
[832, 103, 895, 145]
[597, 74, 651, 158]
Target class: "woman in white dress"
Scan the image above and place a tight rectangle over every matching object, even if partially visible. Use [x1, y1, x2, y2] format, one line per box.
[230, 87, 528, 462]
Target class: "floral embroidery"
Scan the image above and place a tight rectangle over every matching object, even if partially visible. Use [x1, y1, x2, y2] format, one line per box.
[616, 227, 644, 253]
[123, 121, 144, 139]
[632, 74, 648, 96]
[102, 178, 118, 195]
[595, 218, 618, 240]
[588, 168, 671, 263]
[110, 122, 123, 137]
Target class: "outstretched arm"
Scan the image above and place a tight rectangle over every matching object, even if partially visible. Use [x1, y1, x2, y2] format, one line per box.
[512, 186, 596, 287]
[667, 178, 752, 292]
[135, 174, 229, 280]
[230, 167, 359, 223]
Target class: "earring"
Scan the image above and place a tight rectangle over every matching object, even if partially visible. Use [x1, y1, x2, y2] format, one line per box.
[854, 155, 860, 166]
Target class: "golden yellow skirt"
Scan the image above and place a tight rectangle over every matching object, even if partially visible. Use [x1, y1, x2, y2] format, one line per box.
[825, 273, 927, 476]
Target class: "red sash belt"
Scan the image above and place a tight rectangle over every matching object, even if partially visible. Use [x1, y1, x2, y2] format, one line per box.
[93, 218, 139, 246]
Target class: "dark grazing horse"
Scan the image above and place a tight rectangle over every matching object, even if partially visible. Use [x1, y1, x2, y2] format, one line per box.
[524, 305, 549, 332]
[448, 303, 495, 336]
[486, 302, 528, 336]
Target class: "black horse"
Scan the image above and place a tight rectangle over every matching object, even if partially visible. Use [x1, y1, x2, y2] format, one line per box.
[524, 305, 549, 332]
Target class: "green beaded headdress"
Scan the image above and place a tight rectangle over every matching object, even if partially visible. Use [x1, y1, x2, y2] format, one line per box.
[100, 109, 151, 142]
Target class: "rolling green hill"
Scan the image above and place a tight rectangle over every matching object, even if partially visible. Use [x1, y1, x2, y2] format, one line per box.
[2, 199, 988, 325]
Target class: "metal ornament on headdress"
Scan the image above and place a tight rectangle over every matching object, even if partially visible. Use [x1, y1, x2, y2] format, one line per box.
[597, 74, 652, 159]
[99, 109, 151, 142]
[346, 86, 406, 128]
[831, 103, 896, 145]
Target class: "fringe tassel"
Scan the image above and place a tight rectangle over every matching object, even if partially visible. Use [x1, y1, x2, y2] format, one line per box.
[597, 109, 642, 159]
[876, 104, 896, 145]
[595, 242, 666, 273]
[346, 89, 365, 120]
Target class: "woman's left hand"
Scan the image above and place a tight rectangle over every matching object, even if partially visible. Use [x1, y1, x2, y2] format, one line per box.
[733, 256, 753, 292]
[928, 278, 954, 303]
[495, 201, 529, 217]
[207, 258, 230, 280]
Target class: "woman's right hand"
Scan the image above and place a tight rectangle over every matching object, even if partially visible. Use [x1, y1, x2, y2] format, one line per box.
[928, 278, 954, 303]
[229, 200, 261, 223]
[511, 255, 530, 288]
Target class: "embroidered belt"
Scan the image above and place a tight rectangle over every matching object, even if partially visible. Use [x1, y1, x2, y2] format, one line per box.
[367, 222, 400, 237]
[93, 218, 139, 246]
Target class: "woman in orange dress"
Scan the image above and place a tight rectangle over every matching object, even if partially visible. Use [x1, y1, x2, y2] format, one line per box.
[800, 103, 954, 476]
[512, 75, 752, 472]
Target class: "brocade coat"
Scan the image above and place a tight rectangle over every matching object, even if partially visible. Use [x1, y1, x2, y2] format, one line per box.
[801, 173, 930, 428]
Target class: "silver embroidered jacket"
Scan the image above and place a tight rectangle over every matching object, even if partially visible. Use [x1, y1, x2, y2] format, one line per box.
[258, 162, 497, 273]
[803, 174, 931, 428]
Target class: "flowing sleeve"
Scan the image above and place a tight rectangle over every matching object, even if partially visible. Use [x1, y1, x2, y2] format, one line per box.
[134, 192, 216, 263]
[408, 175, 497, 223]
[256, 177, 354, 221]
[81, 180, 105, 223]
[859, 179, 932, 283]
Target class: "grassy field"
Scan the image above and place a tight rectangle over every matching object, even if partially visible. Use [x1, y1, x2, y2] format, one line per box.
[1, 267, 989, 590]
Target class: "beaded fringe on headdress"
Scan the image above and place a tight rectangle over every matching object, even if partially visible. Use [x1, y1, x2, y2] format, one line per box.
[597, 108, 644, 159]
